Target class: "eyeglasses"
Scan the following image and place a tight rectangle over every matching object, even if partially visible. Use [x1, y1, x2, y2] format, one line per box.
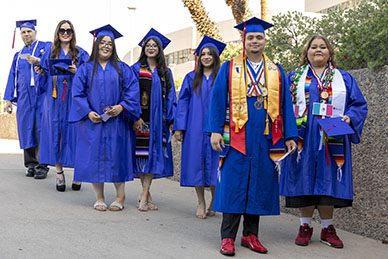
[59, 29, 73, 35]
[145, 44, 158, 49]
[99, 40, 113, 47]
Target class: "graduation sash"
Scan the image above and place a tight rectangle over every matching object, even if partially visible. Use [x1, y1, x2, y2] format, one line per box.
[226, 53, 284, 159]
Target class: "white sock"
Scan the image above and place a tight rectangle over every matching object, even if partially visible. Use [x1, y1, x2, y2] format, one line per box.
[321, 219, 333, 229]
[300, 217, 312, 226]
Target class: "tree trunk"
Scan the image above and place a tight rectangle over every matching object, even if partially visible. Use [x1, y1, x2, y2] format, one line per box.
[182, 0, 222, 41]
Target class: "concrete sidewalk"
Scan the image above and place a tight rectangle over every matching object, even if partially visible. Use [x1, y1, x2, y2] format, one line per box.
[0, 153, 386, 259]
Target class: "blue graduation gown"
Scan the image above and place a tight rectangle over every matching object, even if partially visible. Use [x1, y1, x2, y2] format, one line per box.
[37, 46, 89, 167]
[131, 62, 176, 179]
[205, 60, 298, 215]
[280, 69, 368, 200]
[69, 61, 141, 183]
[4, 40, 51, 149]
[173, 71, 219, 186]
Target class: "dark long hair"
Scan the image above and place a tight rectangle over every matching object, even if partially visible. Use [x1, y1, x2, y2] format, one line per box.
[87, 36, 121, 91]
[300, 34, 337, 68]
[138, 38, 172, 92]
[192, 46, 220, 96]
[50, 20, 79, 64]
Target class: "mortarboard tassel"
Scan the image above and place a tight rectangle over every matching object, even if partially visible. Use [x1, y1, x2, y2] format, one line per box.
[12, 28, 16, 49]
[92, 31, 96, 49]
[62, 78, 67, 102]
[193, 51, 197, 72]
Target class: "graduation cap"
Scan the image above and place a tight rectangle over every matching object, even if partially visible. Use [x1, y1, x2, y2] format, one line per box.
[138, 28, 171, 49]
[195, 35, 226, 55]
[89, 24, 123, 40]
[13, 19, 37, 48]
[16, 19, 37, 30]
[317, 117, 355, 137]
[234, 17, 273, 34]
[48, 59, 73, 76]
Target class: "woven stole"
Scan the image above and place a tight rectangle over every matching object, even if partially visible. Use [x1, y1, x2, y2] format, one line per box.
[226, 53, 284, 163]
[295, 76, 311, 156]
[136, 64, 152, 157]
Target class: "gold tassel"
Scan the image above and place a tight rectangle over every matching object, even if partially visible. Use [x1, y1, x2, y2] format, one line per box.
[235, 119, 239, 133]
[52, 76, 57, 98]
[264, 96, 268, 110]
[264, 115, 269, 135]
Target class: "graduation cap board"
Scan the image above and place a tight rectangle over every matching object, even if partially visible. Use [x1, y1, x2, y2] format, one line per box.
[195, 35, 226, 55]
[89, 24, 123, 40]
[138, 28, 171, 49]
[48, 59, 73, 76]
[317, 117, 355, 137]
[234, 17, 273, 34]
[16, 19, 37, 30]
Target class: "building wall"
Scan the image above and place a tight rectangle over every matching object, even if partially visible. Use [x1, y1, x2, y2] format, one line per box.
[305, 0, 348, 13]
[122, 16, 245, 81]
[305, 0, 362, 13]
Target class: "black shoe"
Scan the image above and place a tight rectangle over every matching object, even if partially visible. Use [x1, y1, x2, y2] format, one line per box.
[34, 168, 48, 179]
[56, 171, 66, 192]
[25, 167, 36, 177]
[72, 182, 81, 191]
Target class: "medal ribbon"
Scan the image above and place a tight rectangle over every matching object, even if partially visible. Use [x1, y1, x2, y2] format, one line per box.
[246, 61, 264, 96]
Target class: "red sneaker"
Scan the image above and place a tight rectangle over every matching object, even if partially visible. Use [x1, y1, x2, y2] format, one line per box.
[295, 224, 313, 246]
[320, 225, 344, 248]
[220, 238, 235, 256]
[241, 234, 268, 254]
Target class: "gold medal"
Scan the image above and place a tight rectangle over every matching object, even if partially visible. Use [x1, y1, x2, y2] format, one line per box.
[254, 100, 263, 110]
[256, 95, 264, 104]
[261, 87, 268, 96]
[320, 90, 329, 100]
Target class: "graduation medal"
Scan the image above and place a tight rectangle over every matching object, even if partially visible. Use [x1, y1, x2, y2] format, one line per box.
[254, 95, 264, 110]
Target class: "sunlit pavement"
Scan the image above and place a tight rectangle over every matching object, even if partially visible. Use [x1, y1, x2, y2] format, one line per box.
[0, 141, 386, 259]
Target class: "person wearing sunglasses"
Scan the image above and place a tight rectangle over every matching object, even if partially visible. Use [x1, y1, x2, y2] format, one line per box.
[36, 20, 89, 192]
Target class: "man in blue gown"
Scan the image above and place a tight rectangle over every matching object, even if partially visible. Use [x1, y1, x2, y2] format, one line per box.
[206, 17, 298, 256]
[4, 20, 51, 179]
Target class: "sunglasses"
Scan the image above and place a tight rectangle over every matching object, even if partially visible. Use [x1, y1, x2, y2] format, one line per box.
[59, 28, 73, 35]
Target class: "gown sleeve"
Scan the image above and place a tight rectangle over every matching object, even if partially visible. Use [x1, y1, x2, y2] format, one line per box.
[69, 64, 92, 122]
[119, 63, 141, 122]
[204, 61, 230, 134]
[4, 53, 19, 102]
[36, 44, 52, 95]
[166, 69, 177, 125]
[173, 72, 193, 131]
[341, 70, 368, 144]
[278, 64, 298, 140]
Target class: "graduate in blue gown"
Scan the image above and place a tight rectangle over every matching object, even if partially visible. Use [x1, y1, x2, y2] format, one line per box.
[69, 25, 141, 211]
[280, 35, 367, 248]
[4, 19, 51, 179]
[36, 20, 89, 192]
[131, 28, 176, 212]
[173, 36, 226, 219]
[205, 18, 298, 256]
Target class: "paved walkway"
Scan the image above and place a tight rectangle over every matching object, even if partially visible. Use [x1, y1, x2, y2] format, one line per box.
[0, 146, 386, 258]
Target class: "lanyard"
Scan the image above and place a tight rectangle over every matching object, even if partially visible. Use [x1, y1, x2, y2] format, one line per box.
[309, 65, 328, 89]
[246, 61, 264, 96]
[15, 40, 40, 87]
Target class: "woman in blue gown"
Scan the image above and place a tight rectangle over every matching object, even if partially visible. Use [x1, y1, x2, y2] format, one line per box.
[131, 28, 176, 212]
[69, 25, 141, 211]
[37, 20, 89, 192]
[280, 35, 367, 248]
[173, 36, 226, 219]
